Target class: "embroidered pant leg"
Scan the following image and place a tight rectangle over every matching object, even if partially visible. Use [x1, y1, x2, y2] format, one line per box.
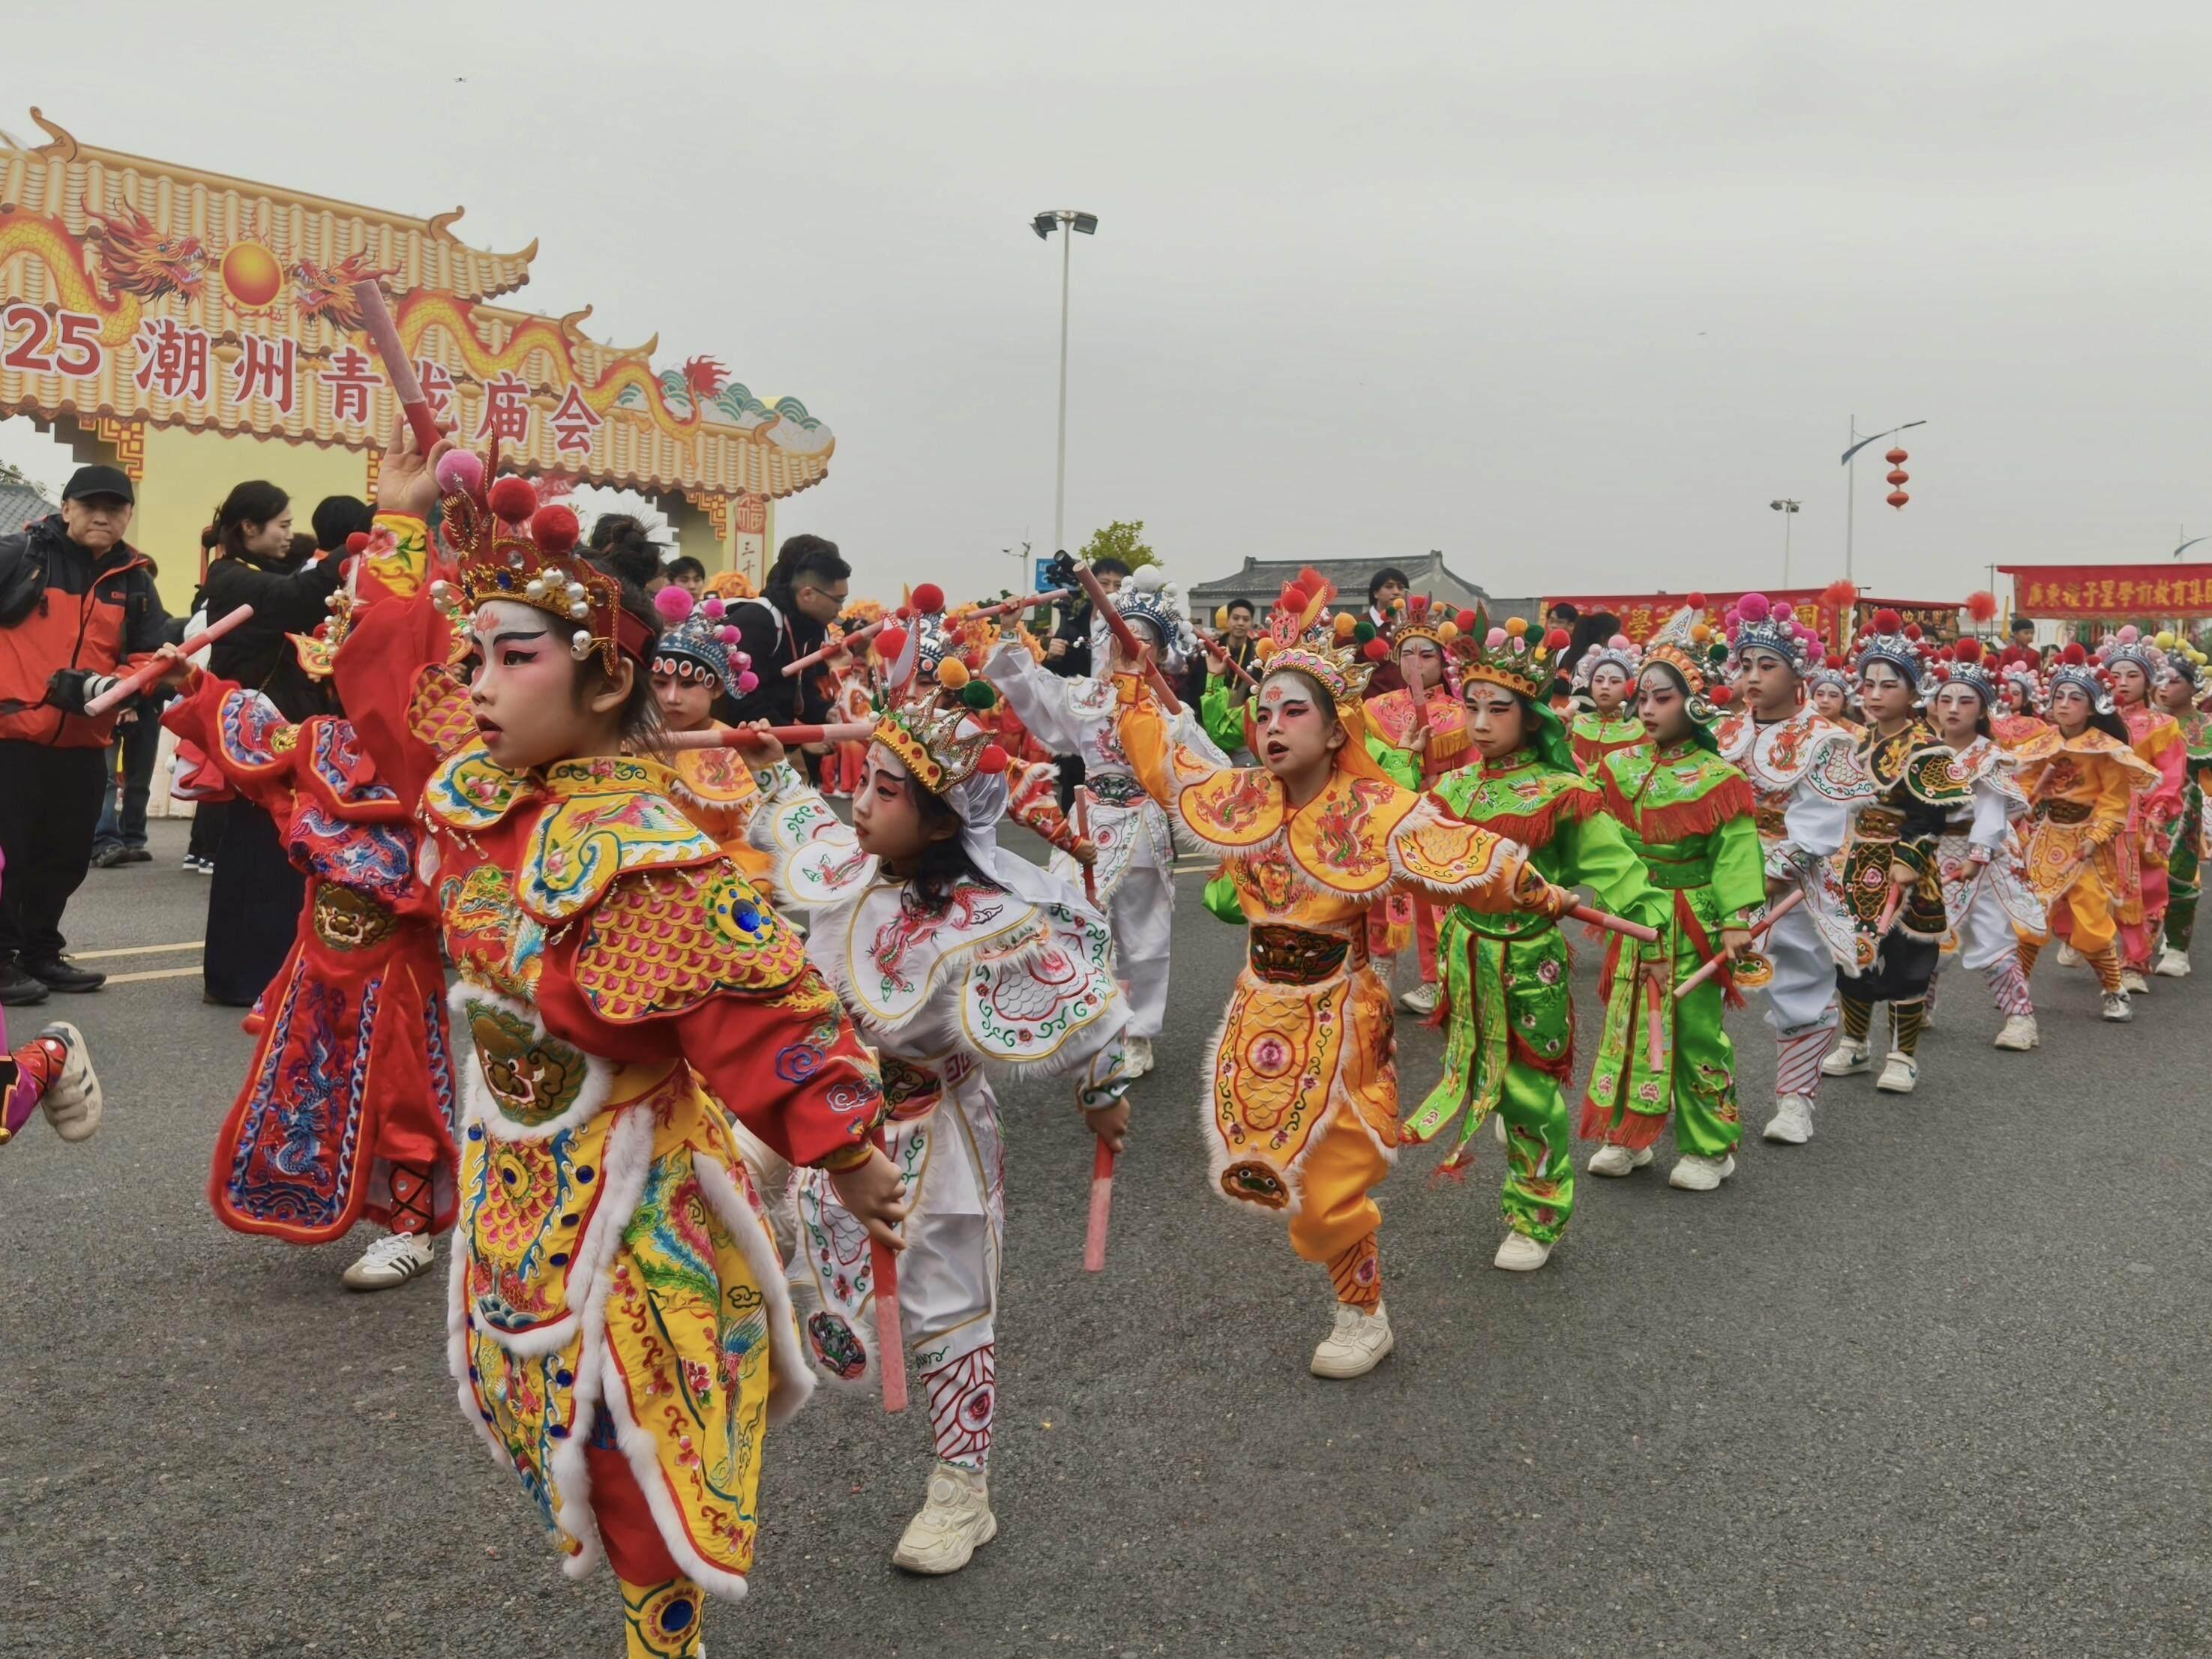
[1413, 899, 1440, 986]
[1289, 1102, 1389, 1304]
[616, 1574, 705, 1659]
[1887, 999, 1927, 1059]
[2163, 816, 2199, 952]
[385, 1159, 436, 1235]
[2086, 945, 2125, 993]
[2061, 867, 2120, 957]
[1761, 905, 1838, 1099]
[1983, 954, 2034, 1017]
[586, 1435, 701, 1658]
[2018, 936, 2043, 980]
[1497, 1059, 1574, 1244]
[1668, 972, 1741, 1160]
[1107, 854, 1175, 1040]
[922, 1343, 997, 1471]
[1839, 996, 1874, 1044]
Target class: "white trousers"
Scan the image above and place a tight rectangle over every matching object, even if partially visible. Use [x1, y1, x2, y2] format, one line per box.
[1759, 900, 1840, 1036]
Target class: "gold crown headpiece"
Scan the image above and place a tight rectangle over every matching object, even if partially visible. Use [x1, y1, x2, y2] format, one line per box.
[1251, 567, 1374, 702]
[431, 475, 651, 677]
[870, 609, 1009, 794]
[1453, 609, 1570, 702]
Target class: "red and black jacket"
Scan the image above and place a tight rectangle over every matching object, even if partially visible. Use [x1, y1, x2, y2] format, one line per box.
[0, 515, 169, 747]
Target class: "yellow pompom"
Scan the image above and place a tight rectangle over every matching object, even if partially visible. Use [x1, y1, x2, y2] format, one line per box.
[2156, 630, 2177, 649]
[1332, 612, 1357, 639]
[1214, 606, 1230, 631]
[936, 657, 970, 690]
[1504, 616, 1529, 638]
[1253, 637, 1278, 660]
[1435, 621, 1458, 643]
[1690, 621, 1712, 643]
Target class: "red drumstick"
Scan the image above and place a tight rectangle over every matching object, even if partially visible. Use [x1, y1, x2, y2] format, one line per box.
[84, 605, 254, 717]
[1196, 627, 1258, 688]
[350, 281, 442, 457]
[1674, 888, 1806, 999]
[969, 587, 1072, 622]
[661, 721, 874, 750]
[1070, 560, 1181, 712]
[782, 616, 888, 678]
[1084, 1135, 1115, 1274]
[1566, 902, 1659, 944]
[868, 1128, 907, 1414]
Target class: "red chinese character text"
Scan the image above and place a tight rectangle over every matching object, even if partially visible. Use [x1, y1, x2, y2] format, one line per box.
[415, 358, 456, 420]
[232, 334, 298, 414]
[475, 370, 531, 445]
[319, 344, 385, 427]
[549, 385, 601, 454]
[132, 317, 211, 402]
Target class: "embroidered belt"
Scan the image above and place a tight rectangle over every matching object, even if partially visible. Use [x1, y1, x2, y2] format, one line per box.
[2038, 800, 2093, 825]
[312, 884, 395, 951]
[1087, 771, 1146, 806]
[1856, 807, 1905, 842]
[880, 1054, 943, 1121]
[1248, 925, 1365, 984]
[1641, 855, 1713, 890]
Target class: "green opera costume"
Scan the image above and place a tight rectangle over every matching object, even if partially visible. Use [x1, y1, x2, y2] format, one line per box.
[2161, 708, 2212, 955]
[1404, 747, 1669, 1242]
[1578, 739, 1763, 1157]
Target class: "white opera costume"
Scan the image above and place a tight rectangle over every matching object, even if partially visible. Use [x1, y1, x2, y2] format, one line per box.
[745, 757, 1129, 1485]
[1932, 735, 2046, 1016]
[1713, 708, 1864, 1102]
[982, 581, 1225, 1059]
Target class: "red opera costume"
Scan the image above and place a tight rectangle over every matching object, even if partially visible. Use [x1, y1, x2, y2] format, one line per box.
[163, 669, 458, 1247]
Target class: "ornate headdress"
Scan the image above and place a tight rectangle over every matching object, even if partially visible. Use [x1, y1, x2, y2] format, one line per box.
[869, 588, 1007, 795]
[1924, 636, 1997, 707]
[2097, 624, 2159, 687]
[1571, 633, 1641, 691]
[1455, 610, 1573, 702]
[1640, 601, 1731, 721]
[1384, 593, 1460, 655]
[1847, 607, 1929, 693]
[1806, 654, 1853, 700]
[1252, 567, 1374, 704]
[649, 587, 753, 693]
[1995, 646, 2042, 712]
[1722, 591, 1822, 676]
[2154, 630, 2207, 689]
[432, 468, 652, 676]
[563, 484, 679, 564]
[1112, 566, 1197, 672]
[2042, 641, 2113, 714]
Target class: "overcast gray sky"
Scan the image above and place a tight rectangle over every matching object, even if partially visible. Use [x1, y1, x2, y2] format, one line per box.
[5, 1, 2208, 604]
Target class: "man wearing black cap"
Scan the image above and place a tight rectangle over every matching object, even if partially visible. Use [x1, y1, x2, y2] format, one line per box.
[0, 465, 172, 1004]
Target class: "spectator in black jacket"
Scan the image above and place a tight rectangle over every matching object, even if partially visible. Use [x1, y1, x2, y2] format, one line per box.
[0, 465, 172, 1003]
[720, 534, 850, 729]
[1045, 557, 1128, 679]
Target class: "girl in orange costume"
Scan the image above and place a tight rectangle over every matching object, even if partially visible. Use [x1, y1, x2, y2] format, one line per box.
[1112, 571, 1569, 1379]
[2097, 628, 2185, 990]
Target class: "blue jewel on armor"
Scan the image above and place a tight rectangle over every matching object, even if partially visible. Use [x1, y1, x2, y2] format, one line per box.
[467, 1124, 484, 1140]
[555, 1369, 574, 1388]
[736, 906, 760, 932]
[549, 1422, 569, 1439]
[575, 1166, 594, 1181]
[661, 1600, 696, 1632]
[496, 571, 515, 590]
[550, 1250, 569, 1266]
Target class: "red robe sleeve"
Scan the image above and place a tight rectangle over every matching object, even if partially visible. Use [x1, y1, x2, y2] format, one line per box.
[159, 670, 301, 822]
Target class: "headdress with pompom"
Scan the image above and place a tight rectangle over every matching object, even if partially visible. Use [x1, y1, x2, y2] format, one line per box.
[1572, 632, 1641, 690]
[2096, 624, 2159, 688]
[430, 466, 651, 676]
[1455, 609, 1572, 702]
[2042, 641, 2113, 714]
[868, 584, 1009, 795]
[1723, 591, 1821, 677]
[1926, 636, 1997, 708]
[1806, 654, 1853, 697]
[1640, 597, 1732, 722]
[649, 587, 752, 693]
[2152, 628, 2206, 687]
[1253, 567, 1374, 703]
[1848, 607, 1929, 693]
[1112, 566, 1197, 673]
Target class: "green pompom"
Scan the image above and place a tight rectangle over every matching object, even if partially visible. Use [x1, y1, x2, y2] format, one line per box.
[1353, 620, 1377, 643]
[1706, 642, 1729, 666]
[960, 680, 997, 710]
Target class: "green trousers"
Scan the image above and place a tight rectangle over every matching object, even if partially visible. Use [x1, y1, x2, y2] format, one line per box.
[1578, 891, 1740, 1160]
[2163, 787, 2200, 954]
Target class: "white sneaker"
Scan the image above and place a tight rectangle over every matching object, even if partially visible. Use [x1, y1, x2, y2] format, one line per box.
[34, 1021, 102, 1142]
[2102, 990, 2134, 1023]
[341, 1231, 436, 1291]
[1761, 1094, 1814, 1145]
[2120, 969, 2150, 996]
[1492, 1231, 1552, 1271]
[1494, 1112, 1507, 1145]
[1875, 1052, 1918, 1094]
[1667, 1153, 1737, 1191]
[1121, 1035, 1154, 1079]
[2055, 941, 2082, 967]
[1586, 1142, 1653, 1178]
[891, 1462, 997, 1574]
[2155, 946, 2191, 978]
[1993, 1014, 2040, 1051]
[1821, 1038, 1872, 1077]
[1398, 982, 1439, 1017]
[1310, 1301, 1393, 1379]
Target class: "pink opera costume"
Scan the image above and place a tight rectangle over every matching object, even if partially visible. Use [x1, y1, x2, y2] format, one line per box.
[748, 618, 1131, 1577]
[1919, 641, 2047, 1050]
[981, 564, 1202, 1079]
[1709, 594, 1861, 1146]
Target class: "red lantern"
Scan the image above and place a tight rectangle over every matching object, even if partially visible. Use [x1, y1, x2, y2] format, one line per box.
[1886, 489, 1910, 509]
[1886, 467, 1910, 487]
[1885, 448, 1908, 466]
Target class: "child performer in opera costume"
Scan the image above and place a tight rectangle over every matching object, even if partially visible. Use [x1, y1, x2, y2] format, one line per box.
[1920, 641, 2047, 1052]
[2151, 640, 2212, 977]
[1401, 617, 1668, 1270]
[1806, 656, 1863, 736]
[2010, 645, 2160, 1023]
[1567, 634, 1645, 771]
[0, 856, 101, 1154]
[1358, 597, 1476, 1016]
[1579, 609, 1762, 1191]
[1816, 614, 1972, 1096]
[335, 428, 901, 1659]
[2098, 628, 2186, 993]
[640, 585, 779, 877]
[1114, 572, 1573, 1376]
[743, 616, 1131, 1577]
[160, 529, 461, 1290]
[1710, 594, 1861, 1147]
[982, 564, 1194, 1079]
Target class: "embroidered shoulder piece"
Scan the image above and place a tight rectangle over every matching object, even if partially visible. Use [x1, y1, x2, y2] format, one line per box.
[406, 662, 475, 758]
[1389, 796, 1515, 896]
[1602, 746, 1757, 844]
[1176, 764, 1287, 855]
[1434, 760, 1599, 850]
[1572, 711, 1644, 746]
[2014, 724, 2162, 786]
[572, 864, 808, 1021]
[826, 879, 1036, 1032]
[216, 688, 298, 777]
[1287, 771, 1422, 897]
[424, 740, 531, 832]
[517, 759, 719, 923]
[959, 903, 1122, 1074]
[298, 716, 403, 819]
[751, 764, 847, 858]
[1064, 675, 1118, 720]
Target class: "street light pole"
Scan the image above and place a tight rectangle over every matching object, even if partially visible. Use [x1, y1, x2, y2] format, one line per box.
[1770, 499, 1801, 587]
[1839, 415, 1927, 585]
[1032, 209, 1099, 553]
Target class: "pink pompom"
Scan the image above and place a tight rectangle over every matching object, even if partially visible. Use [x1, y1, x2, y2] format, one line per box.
[1738, 592, 1771, 622]
[701, 597, 724, 620]
[736, 671, 759, 695]
[654, 585, 694, 622]
[2118, 624, 2139, 644]
[435, 450, 484, 498]
[1485, 626, 1507, 648]
[730, 651, 751, 672]
[1723, 609, 1742, 629]
[716, 625, 739, 645]
[1608, 633, 1629, 650]
[1774, 603, 1797, 624]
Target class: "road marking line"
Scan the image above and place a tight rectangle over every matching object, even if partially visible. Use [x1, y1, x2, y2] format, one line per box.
[101, 966, 204, 986]
[73, 941, 205, 960]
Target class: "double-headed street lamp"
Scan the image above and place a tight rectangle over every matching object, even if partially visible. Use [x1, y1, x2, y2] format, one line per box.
[1770, 498, 1801, 587]
[1032, 209, 1099, 553]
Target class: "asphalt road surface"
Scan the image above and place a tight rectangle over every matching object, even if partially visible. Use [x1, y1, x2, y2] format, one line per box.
[4, 819, 2208, 1659]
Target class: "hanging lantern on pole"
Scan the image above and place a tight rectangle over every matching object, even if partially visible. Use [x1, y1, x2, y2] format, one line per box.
[1884, 447, 1911, 510]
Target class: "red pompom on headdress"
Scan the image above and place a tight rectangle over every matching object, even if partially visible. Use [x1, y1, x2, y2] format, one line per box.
[1965, 590, 1999, 623]
[1820, 579, 1859, 609]
[530, 504, 580, 557]
[344, 531, 372, 555]
[487, 475, 538, 524]
[1953, 636, 1984, 664]
[1686, 591, 1707, 609]
[910, 582, 946, 616]
[1873, 608, 1902, 633]
[2061, 642, 2088, 665]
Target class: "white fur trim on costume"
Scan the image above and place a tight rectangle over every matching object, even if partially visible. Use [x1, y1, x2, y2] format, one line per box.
[691, 1152, 817, 1428]
[447, 980, 617, 1145]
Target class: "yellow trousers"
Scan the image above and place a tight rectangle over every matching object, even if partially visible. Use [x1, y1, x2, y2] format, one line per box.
[1287, 1102, 1389, 1306]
